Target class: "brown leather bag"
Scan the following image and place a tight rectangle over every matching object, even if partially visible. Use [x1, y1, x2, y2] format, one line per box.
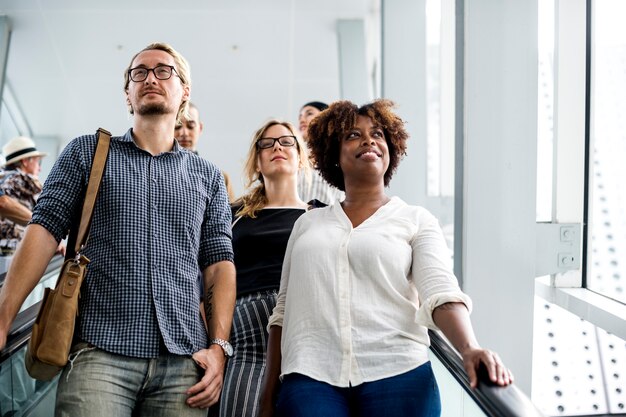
[25, 128, 111, 381]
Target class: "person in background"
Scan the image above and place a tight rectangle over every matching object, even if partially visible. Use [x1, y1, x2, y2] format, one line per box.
[259, 99, 513, 417]
[175, 101, 235, 202]
[296, 101, 344, 205]
[174, 101, 236, 382]
[0, 136, 46, 255]
[0, 190, 32, 227]
[219, 119, 312, 417]
[0, 139, 45, 416]
[0, 42, 236, 416]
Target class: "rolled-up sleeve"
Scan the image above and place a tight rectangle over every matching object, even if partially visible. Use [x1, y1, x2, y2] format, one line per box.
[199, 169, 234, 270]
[30, 137, 89, 242]
[411, 210, 472, 330]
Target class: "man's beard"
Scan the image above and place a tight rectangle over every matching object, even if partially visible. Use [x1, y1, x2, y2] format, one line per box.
[135, 102, 172, 116]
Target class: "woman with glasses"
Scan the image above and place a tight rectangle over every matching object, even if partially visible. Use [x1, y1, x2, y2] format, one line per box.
[218, 120, 315, 417]
[259, 100, 513, 417]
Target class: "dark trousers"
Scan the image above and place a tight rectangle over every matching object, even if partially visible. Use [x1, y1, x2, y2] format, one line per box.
[219, 291, 277, 417]
[275, 362, 441, 417]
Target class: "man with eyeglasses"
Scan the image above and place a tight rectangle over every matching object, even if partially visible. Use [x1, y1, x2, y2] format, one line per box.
[0, 43, 235, 417]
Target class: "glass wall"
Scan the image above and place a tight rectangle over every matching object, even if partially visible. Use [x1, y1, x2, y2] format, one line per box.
[0, 100, 21, 152]
[532, 297, 626, 415]
[587, 0, 626, 304]
[425, 0, 455, 199]
[0, 84, 34, 162]
[536, 0, 555, 222]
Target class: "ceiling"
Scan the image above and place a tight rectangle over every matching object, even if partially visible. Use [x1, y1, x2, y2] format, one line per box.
[0, 0, 378, 194]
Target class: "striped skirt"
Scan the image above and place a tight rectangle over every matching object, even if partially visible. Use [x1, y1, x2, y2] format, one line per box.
[219, 290, 277, 417]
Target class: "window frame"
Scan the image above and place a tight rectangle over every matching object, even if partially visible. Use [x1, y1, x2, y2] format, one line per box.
[535, 0, 626, 342]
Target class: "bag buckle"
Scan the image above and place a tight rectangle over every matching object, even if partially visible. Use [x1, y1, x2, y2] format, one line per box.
[73, 246, 90, 265]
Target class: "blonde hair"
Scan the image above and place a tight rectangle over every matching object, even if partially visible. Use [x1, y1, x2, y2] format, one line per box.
[123, 42, 191, 123]
[235, 119, 310, 218]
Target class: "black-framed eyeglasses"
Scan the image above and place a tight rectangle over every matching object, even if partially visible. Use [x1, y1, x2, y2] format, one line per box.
[128, 65, 179, 82]
[256, 135, 297, 149]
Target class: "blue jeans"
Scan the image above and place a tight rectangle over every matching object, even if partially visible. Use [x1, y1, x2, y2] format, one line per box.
[55, 343, 208, 417]
[275, 362, 441, 417]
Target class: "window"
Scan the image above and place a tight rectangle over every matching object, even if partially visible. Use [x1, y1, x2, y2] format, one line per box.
[587, 0, 626, 304]
[537, 0, 555, 222]
[0, 99, 20, 150]
[426, 0, 455, 198]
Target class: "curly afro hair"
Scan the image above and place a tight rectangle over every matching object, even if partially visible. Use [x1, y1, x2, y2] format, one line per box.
[306, 99, 408, 191]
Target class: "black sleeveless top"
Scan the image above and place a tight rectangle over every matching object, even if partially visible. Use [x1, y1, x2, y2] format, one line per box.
[232, 208, 306, 298]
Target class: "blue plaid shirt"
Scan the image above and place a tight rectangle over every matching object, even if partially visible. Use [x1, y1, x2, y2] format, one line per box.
[31, 129, 234, 358]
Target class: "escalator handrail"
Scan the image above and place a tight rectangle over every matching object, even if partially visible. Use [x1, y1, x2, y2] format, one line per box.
[0, 255, 65, 363]
[429, 329, 544, 417]
[0, 301, 42, 362]
[0, 253, 64, 287]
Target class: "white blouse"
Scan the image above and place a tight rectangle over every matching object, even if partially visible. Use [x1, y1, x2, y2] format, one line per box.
[268, 196, 471, 387]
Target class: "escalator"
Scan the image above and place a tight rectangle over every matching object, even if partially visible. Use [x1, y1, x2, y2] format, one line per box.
[0, 256, 62, 417]
[0, 257, 543, 417]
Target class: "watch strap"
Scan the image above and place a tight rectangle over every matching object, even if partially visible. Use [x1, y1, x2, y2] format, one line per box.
[210, 338, 233, 357]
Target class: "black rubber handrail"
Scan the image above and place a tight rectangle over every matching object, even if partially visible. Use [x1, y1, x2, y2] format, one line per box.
[0, 255, 65, 363]
[0, 301, 42, 362]
[0, 254, 64, 287]
[429, 330, 544, 417]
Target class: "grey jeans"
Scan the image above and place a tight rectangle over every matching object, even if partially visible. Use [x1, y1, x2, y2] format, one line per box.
[55, 343, 208, 417]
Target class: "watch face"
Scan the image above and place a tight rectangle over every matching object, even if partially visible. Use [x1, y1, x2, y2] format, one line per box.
[224, 343, 234, 357]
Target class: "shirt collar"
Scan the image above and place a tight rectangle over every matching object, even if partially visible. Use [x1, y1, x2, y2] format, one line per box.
[122, 128, 184, 154]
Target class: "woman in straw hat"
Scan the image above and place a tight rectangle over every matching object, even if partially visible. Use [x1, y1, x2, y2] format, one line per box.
[0, 136, 47, 255]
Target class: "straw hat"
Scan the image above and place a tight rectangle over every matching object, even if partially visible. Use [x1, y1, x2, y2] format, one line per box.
[2, 136, 47, 166]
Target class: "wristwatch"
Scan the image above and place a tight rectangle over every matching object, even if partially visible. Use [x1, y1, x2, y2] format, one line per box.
[210, 338, 234, 357]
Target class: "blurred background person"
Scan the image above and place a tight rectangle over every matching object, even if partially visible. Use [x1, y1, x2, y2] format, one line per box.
[0, 189, 32, 227]
[0, 136, 47, 255]
[219, 120, 313, 417]
[175, 101, 235, 202]
[0, 151, 38, 414]
[296, 101, 344, 205]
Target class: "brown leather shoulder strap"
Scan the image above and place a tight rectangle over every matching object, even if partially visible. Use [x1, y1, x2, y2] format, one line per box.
[74, 128, 111, 254]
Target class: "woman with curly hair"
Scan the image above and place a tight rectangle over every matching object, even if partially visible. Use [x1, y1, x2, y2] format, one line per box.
[218, 119, 315, 417]
[259, 100, 513, 417]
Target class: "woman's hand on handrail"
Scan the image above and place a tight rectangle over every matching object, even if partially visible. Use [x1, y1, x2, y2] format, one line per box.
[432, 301, 514, 389]
[460, 346, 514, 388]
